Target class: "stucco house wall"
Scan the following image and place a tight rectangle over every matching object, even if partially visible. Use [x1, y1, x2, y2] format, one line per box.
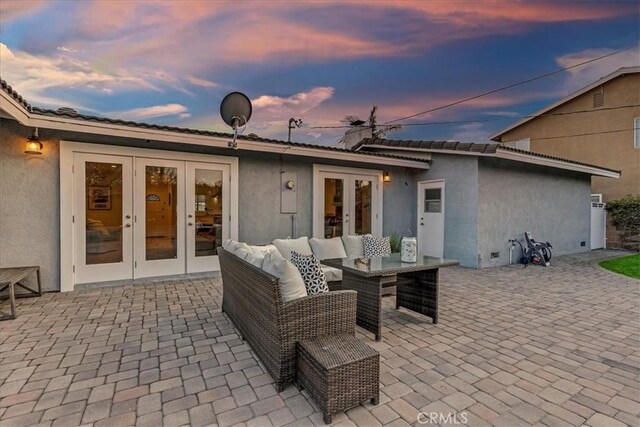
[477, 158, 592, 268]
[418, 154, 480, 268]
[496, 72, 640, 247]
[0, 118, 419, 291]
[1, 120, 61, 292]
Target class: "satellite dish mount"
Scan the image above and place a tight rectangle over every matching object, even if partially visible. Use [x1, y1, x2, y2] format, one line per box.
[220, 92, 252, 150]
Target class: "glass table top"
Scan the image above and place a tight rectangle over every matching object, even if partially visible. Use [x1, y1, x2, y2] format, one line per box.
[323, 253, 459, 277]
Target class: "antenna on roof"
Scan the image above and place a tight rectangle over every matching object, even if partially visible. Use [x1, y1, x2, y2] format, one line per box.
[220, 92, 252, 150]
[287, 118, 302, 142]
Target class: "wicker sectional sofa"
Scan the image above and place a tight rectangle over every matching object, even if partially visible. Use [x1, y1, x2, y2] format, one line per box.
[218, 248, 358, 392]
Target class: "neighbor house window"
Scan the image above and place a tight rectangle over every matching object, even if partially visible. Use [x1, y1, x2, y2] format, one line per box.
[635, 118, 640, 149]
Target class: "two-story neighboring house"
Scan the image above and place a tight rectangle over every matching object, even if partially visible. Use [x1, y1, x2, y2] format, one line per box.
[490, 66, 640, 248]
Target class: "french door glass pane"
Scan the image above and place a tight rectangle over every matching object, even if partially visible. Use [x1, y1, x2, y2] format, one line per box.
[324, 178, 343, 238]
[85, 162, 123, 265]
[194, 169, 223, 257]
[145, 166, 178, 260]
[354, 180, 372, 235]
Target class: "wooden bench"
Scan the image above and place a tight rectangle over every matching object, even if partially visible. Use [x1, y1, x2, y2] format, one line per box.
[0, 266, 42, 320]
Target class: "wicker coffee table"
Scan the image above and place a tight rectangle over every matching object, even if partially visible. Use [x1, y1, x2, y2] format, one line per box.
[324, 254, 458, 341]
[297, 334, 379, 424]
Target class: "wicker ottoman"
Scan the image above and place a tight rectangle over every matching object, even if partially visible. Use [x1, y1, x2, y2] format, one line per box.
[297, 334, 379, 424]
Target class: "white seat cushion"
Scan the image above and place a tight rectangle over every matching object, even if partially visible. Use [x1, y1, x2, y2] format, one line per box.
[308, 237, 347, 260]
[272, 237, 313, 261]
[262, 251, 307, 302]
[321, 265, 343, 282]
[235, 248, 265, 268]
[341, 235, 364, 258]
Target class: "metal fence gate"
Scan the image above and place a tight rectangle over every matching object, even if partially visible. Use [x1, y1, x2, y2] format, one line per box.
[591, 200, 606, 250]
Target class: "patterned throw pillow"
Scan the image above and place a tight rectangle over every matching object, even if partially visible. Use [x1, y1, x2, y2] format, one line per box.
[290, 251, 329, 295]
[363, 235, 391, 258]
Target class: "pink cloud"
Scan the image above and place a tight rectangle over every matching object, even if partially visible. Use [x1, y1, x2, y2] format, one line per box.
[110, 103, 191, 121]
[0, 0, 45, 25]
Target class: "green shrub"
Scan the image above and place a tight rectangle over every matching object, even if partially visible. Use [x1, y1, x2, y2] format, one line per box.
[606, 195, 640, 228]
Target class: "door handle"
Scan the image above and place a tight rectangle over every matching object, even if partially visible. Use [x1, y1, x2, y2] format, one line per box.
[188, 222, 194, 226]
[125, 223, 131, 228]
[125, 215, 131, 219]
[188, 214, 193, 218]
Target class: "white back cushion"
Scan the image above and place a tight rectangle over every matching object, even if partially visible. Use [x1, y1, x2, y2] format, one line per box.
[235, 248, 265, 268]
[230, 241, 251, 255]
[341, 235, 365, 258]
[222, 239, 234, 251]
[309, 237, 347, 260]
[272, 237, 313, 261]
[262, 251, 307, 302]
[249, 244, 279, 256]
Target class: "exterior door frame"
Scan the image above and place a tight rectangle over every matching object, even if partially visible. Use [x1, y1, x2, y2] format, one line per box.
[60, 140, 238, 292]
[312, 164, 383, 238]
[417, 179, 445, 258]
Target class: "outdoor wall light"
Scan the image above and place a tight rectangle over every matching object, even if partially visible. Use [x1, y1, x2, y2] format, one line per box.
[383, 172, 391, 183]
[25, 128, 43, 155]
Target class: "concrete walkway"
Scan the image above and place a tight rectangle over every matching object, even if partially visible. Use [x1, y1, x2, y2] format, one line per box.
[0, 250, 638, 426]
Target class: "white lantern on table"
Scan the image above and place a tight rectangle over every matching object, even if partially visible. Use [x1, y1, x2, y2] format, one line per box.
[401, 236, 417, 263]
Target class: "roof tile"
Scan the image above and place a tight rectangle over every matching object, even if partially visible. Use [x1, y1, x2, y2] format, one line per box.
[356, 137, 619, 174]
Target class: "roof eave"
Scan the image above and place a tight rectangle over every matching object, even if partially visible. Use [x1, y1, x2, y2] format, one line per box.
[356, 140, 619, 178]
[0, 91, 428, 169]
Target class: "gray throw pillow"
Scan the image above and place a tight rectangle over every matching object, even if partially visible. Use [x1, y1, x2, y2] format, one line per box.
[363, 235, 391, 258]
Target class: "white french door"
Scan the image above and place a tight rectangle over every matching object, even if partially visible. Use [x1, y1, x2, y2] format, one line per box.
[134, 158, 185, 278]
[186, 162, 231, 273]
[313, 166, 382, 238]
[73, 153, 134, 284]
[71, 147, 235, 285]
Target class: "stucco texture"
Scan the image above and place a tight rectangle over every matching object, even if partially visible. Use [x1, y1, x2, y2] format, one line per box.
[419, 154, 479, 268]
[0, 118, 421, 290]
[477, 157, 591, 268]
[1, 119, 60, 292]
[498, 72, 639, 247]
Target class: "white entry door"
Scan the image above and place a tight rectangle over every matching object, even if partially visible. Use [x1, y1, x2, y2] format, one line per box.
[73, 153, 134, 284]
[417, 180, 445, 258]
[134, 158, 185, 278]
[186, 162, 230, 273]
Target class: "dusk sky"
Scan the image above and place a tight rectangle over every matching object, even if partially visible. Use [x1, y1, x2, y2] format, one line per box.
[1, 1, 638, 145]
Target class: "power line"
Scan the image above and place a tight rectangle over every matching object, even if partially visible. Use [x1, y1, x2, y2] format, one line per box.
[523, 127, 638, 141]
[307, 127, 639, 147]
[379, 44, 639, 125]
[308, 104, 640, 129]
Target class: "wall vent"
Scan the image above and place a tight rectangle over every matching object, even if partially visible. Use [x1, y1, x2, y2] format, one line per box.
[593, 90, 604, 108]
[491, 252, 500, 259]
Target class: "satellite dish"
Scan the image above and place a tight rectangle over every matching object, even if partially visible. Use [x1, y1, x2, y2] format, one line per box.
[220, 92, 252, 149]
